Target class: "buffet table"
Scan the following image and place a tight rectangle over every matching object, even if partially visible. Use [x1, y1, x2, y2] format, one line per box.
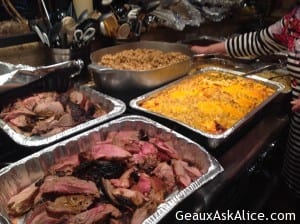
[0, 41, 290, 223]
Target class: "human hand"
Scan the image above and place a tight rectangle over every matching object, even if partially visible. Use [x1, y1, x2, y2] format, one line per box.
[291, 99, 300, 112]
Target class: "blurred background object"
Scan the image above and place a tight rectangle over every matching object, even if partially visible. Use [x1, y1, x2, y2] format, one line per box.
[1, 0, 298, 46]
[0, 0, 33, 37]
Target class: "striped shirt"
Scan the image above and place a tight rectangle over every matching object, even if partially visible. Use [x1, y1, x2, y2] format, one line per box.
[225, 7, 300, 197]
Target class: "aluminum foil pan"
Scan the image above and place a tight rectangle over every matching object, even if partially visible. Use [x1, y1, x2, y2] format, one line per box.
[0, 115, 223, 224]
[0, 85, 126, 147]
[0, 60, 83, 94]
[130, 67, 285, 148]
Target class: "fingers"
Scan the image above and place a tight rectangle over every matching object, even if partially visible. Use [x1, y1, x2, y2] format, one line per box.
[291, 99, 300, 112]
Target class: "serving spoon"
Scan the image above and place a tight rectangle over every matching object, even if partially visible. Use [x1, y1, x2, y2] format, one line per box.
[240, 63, 285, 77]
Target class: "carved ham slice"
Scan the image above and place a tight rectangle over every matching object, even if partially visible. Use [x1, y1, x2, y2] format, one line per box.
[39, 175, 100, 197]
[7, 182, 39, 216]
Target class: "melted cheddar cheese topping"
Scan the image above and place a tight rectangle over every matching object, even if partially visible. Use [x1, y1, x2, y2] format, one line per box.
[140, 71, 275, 134]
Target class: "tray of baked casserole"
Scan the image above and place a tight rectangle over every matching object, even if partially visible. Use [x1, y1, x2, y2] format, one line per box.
[0, 115, 223, 224]
[130, 67, 284, 149]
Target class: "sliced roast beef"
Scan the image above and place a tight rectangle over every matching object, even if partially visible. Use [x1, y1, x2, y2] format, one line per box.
[67, 102, 86, 122]
[172, 160, 191, 188]
[69, 90, 85, 105]
[39, 175, 100, 197]
[22, 95, 40, 110]
[131, 201, 158, 224]
[54, 113, 74, 128]
[9, 114, 28, 128]
[89, 143, 132, 160]
[131, 173, 152, 196]
[25, 204, 59, 224]
[152, 162, 176, 193]
[148, 176, 166, 204]
[110, 167, 136, 188]
[140, 141, 157, 155]
[34, 101, 64, 117]
[132, 150, 158, 173]
[1, 107, 36, 121]
[150, 138, 179, 159]
[31, 116, 56, 134]
[48, 154, 80, 176]
[100, 178, 120, 206]
[180, 160, 203, 181]
[65, 203, 121, 224]
[112, 188, 145, 207]
[7, 182, 39, 216]
[123, 141, 141, 153]
[46, 194, 94, 214]
[111, 130, 141, 145]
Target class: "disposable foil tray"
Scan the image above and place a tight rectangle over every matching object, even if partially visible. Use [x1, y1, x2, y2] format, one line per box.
[130, 67, 284, 148]
[0, 85, 126, 147]
[0, 115, 223, 224]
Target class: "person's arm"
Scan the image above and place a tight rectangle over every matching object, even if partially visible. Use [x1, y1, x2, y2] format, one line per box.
[191, 42, 226, 55]
[191, 18, 287, 58]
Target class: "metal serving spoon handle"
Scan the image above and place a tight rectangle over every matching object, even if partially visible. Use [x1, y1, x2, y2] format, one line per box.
[240, 63, 284, 77]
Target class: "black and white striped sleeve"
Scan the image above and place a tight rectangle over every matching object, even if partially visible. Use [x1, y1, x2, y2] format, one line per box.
[225, 20, 286, 58]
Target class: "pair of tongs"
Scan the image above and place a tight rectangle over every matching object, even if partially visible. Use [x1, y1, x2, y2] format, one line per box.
[0, 60, 83, 94]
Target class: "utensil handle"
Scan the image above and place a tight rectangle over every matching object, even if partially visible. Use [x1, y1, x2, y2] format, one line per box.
[241, 63, 282, 77]
[40, 0, 52, 27]
[88, 64, 113, 72]
[17, 60, 84, 76]
[193, 53, 219, 59]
